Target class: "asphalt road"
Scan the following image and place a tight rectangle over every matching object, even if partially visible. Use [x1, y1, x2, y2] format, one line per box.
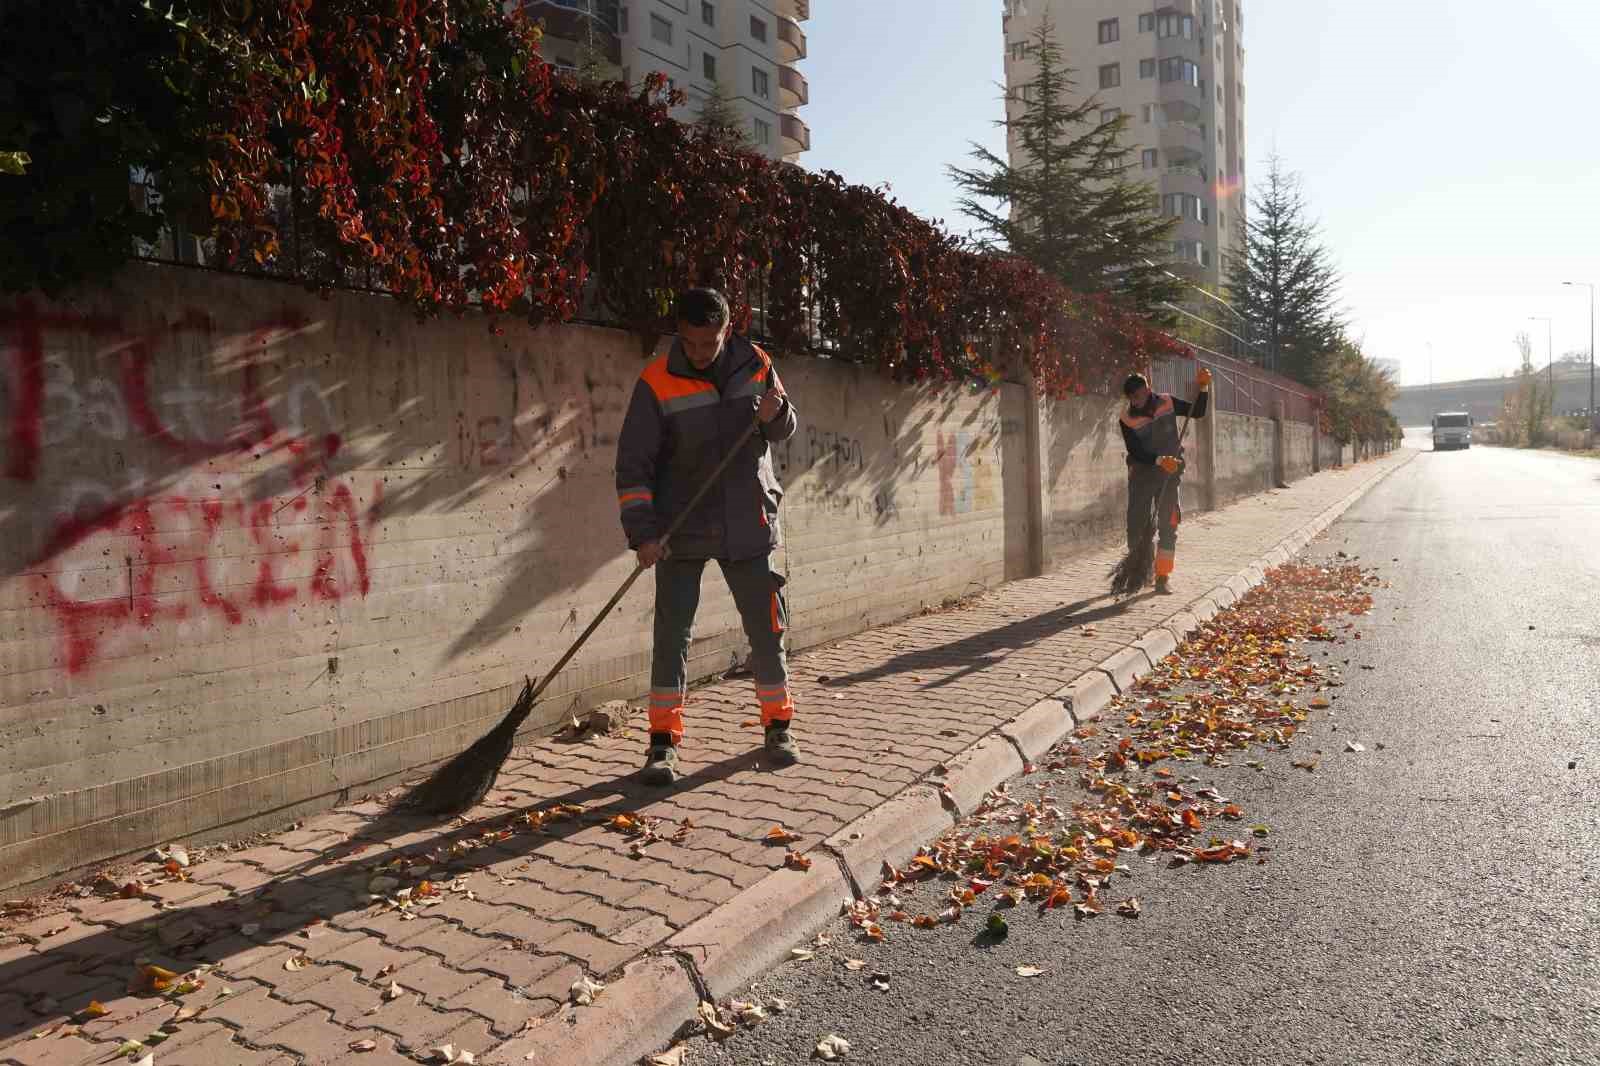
[680, 440, 1600, 1066]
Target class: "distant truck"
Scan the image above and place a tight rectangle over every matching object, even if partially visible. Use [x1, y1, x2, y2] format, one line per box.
[1431, 411, 1473, 450]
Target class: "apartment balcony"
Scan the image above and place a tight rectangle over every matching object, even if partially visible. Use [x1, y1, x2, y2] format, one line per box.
[781, 113, 811, 155]
[779, 64, 809, 109]
[1158, 121, 1204, 162]
[1156, 0, 1199, 15]
[521, 0, 622, 64]
[774, 0, 810, 21]
[1161, 165, 1208, 200]
[777, 16, 807, 63]
[1158, 93, 1203, 124]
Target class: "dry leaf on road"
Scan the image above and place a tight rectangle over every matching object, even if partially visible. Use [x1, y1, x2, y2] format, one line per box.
[698, 1000, 735, 1038]
[349, 1039, 378, 1053]
[815, 1034, 851, 1060]
[283, 955, 310, 972]
[1015, 965, 1047, 977]
[784, 851, 813, 872]
[648, 1048, 686, 1066]
[765, 825, 801, 845]
[382, 981, 405, 1002]
[843, 958, 866, 971]
[1117, 898, 1142, 918]
[1345, 740, 1366, 753]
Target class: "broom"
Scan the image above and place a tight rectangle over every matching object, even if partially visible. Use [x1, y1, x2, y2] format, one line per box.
[405, 417, 763, 814]
[1109, 384, 1201, 598]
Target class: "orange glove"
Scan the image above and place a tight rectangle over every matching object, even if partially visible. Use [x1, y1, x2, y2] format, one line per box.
[1156, 456, 1181, 475]
[1196, 367, 1213, 390]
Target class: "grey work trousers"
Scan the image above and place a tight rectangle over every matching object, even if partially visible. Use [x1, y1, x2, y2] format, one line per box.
[648, 555, 791, 742]
[1128, 465, 1182, 578]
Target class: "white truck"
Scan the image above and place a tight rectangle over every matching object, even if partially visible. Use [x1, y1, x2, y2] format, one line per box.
[1431, 411, 1473, 451]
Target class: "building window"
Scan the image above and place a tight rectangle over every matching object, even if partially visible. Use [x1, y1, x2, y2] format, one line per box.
[702, 1, 715, 26]
[650, 13, 672, 44]
[1010, 41, 1027, 61]
[1099, 63, 1120, 89]
[1142, 148, 1158, 169]
[703, 53, 716, 81]
[1139, 12, 1155, 32]
[1163, 193, 1205, 222]
[1157, 13, 1196, 39]
[1139, 57, 1156, 79]
[1141, 103, 1156, 123]
[750, 15, 768, 42]
[1098, 18, 1119, 44]
[1100, 107, 1122, 125]
[1159, 57, 1199, 85]
[754, 117, 772, 145]
[753, 66, 770, 99]
[619, 6, 629, 34]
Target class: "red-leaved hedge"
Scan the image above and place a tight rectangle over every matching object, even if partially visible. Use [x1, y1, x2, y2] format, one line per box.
[3, 0, 1191, 395]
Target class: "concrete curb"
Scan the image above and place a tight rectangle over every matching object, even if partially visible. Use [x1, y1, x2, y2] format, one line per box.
[486, 955, 699, 1066]
[665, 862, 851, 1002]
[541, 449, 1415, 1066]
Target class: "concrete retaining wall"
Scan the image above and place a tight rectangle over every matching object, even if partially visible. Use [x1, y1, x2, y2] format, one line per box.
[1285, 422, 1314, 482]
[1214, 412, 1275, 502]
[0, 266, 1287, 888]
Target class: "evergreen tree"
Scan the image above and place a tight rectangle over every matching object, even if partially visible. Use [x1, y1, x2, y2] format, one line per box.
[695, 81, 749, 150]
[1227, 156, 1343, 382]
[948, 18, 1181, 314]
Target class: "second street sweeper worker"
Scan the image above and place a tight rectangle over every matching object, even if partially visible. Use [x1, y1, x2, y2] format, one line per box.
[1120, 367, 1211, 594]
[615, 288, 801, 786]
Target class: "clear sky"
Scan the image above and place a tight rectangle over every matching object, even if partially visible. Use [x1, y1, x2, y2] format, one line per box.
[800, 0, 1600, 386]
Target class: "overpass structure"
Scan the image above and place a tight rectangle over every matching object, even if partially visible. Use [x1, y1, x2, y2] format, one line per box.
[1390, 364, 1595, 427]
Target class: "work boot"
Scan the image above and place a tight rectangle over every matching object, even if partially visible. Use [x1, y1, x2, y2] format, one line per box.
[764, 722, 800, 767]
[641, 733, 680, 786]
[1154, 575, 1171, 595]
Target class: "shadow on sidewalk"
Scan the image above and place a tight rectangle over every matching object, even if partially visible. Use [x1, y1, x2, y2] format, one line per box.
[0, 749, 766, 1045]
[823, 592, 1144, 691]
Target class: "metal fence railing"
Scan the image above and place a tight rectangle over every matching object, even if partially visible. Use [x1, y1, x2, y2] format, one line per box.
[1153, 348, 1321, 425]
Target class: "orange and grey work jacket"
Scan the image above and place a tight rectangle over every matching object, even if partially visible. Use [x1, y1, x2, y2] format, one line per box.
[1120, 391, 1207, 468]
[615, 334, 798, 561]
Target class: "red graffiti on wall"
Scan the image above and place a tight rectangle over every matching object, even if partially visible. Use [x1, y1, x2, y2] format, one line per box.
[3, 301, 376, 675]
[33, 480, 380, 674]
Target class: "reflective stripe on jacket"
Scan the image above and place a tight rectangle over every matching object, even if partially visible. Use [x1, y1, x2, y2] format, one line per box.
[615, 334, 799, 560]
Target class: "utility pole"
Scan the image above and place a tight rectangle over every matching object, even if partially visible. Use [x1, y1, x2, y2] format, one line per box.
[1529, 315, 1553, 415]
[1566, 282, 1596, 434]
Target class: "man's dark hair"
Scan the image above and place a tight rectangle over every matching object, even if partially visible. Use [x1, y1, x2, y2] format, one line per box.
[1122, 372, 1149, 397]
[676, 288, 730, 329]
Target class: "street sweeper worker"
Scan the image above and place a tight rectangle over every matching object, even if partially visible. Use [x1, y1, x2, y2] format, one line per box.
[615, 288, 801, 786]
[1120, 367, 1211, 594]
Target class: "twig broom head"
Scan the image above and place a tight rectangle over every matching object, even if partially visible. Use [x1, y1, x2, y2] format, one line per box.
[403, 677, 537, 815]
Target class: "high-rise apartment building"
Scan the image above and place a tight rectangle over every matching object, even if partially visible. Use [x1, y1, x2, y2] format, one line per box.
[522, 0, 811, 162]
[1000, 0, 1246, 288]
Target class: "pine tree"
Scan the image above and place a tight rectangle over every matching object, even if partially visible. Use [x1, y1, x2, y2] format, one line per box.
[696, 81, 750, 150]
[948, 18, 1181, 314]
[1227, 156, 1343, 382]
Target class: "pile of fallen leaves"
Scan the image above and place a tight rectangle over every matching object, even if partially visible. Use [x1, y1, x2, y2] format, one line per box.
[845, 560, 1381, 934]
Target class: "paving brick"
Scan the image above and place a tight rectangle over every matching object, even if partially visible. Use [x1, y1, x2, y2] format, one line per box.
[441, 976, 557, 1036]
[145, 1025, 289, 1066]
[385, 956, 482, 1005]
[0, 1029, 103, 1066]
[539, 927, 639, 977]
[196, 984, 317, 1036]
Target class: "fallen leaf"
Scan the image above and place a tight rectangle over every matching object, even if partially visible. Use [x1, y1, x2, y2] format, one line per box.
[239, 923, 261, 936]
[169, 1005, 200, 1025]
[382, 981, 405, 1002]
[986, 914, 1009, 938]
[167, 846, 190, 868]
[843, 958, 867, 971]
[731, 999, 768, 1025]
[569, 975, 605, 1006]
[765, 826, 800, 845]
[80, 1001, 110, 1019]
[1309, 697, 1331, 709]
[130, 964, 179, 994]
[784, 851, 813, 872]
[648, 1048, 687, 1066]
[789, 948, 816, 962]
[770, 996, 790, 1013]
[114, 1040, 144, 1056]
[1291, 759, 1319, 772]
[740, 718, 761, 728]
[815, 1034, 851, 1060]
[283, 955, 311, 972]
[1117, 898, 1142, 918]
[698, 1000, 735, 1038]
[868, 973, 891, 991]
[1345, 740, 1366, 753]
[132, 1054, 154, 1066]
[349, 1039, 378, 1052]
[120, 882, 146, 899]
[1016, 965, 1047, 977]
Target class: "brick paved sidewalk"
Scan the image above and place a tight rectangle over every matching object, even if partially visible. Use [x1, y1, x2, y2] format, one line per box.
[0, 452, 1411, 1066]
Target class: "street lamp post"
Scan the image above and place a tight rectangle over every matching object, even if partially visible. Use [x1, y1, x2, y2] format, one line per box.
[1564, 281, 1596, 434]
[1528, 315, 1553, 415]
